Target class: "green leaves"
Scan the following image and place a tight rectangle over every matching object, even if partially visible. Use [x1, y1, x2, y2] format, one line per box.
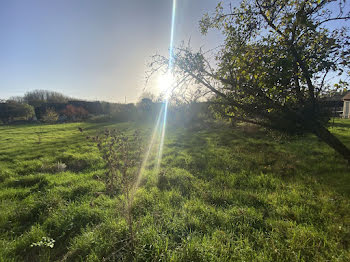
[86, 129, 143, 196]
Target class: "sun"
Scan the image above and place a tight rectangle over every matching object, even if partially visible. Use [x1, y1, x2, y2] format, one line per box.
[157, 71, 174, 99]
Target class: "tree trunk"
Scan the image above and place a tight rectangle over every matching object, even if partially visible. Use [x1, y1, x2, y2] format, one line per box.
[312, 123, 350, 164]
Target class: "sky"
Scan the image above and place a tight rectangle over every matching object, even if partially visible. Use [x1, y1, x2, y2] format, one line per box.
[0, 0, 224, 103]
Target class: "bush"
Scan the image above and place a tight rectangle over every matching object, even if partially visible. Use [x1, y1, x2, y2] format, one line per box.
[41, 108, 58, 124]
[0, 102, 35, 123]
[62, 105, 89, 121]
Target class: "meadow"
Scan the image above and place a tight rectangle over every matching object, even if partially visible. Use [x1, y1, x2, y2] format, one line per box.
[0, 119, 349, 261]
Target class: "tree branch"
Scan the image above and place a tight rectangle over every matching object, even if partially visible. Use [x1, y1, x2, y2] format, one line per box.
[317, 16, 350, 27]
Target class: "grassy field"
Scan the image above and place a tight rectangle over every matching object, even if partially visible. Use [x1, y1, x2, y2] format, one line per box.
[0, 120, 349, 261]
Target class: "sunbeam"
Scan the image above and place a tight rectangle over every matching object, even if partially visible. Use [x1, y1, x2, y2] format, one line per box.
[157, 71, 174, 99]
[133, 106, 164, 190]
[155, 101, 168, 172]
[132, 0, 177, 196]
[154, 0, 177, 171]
[169, 0, 177, 68]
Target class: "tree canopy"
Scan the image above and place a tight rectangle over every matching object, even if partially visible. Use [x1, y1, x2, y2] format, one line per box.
[152, 0, 350, 162]
[0, 101, 35, 123]
[23, 90, 70, 107]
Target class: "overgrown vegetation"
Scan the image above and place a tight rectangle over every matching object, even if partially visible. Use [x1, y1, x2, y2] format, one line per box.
[152, 0, 350, 162]
[0, 101, 35, 123]
[85, 128, 144, 255]
[0, 120, 349, 261]
[1, 0, 349, 261]
[1, 89, 211, 125]
[41, 108, 59, 124]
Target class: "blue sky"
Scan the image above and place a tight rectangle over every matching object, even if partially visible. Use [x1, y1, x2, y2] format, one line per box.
[1, 1, 348, 103]
[0, 0, 223, 102]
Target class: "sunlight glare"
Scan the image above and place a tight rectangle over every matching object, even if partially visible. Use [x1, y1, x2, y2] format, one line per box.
[157, 71, 174, 99]
[131, 0, 177, 198]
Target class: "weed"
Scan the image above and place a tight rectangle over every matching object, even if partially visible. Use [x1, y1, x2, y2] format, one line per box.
[86, 128, 144, 256]
[41, 161, 67, 173]
[31, 236, 55, 248]
[34, 127, 44, 144]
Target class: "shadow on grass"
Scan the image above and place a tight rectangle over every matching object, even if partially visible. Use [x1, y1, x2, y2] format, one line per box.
[329, 120, 350, 129]
[175, 123, 350, 197]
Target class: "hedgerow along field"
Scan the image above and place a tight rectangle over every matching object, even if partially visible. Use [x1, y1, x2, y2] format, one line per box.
[0, 120, 349, 261]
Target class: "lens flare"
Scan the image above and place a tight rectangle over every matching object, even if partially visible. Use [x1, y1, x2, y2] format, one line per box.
[157, 71, 174, 99]
[133, 106, 164, 190]
[132, 0, 176, 197]
[155, 101, 168, 172]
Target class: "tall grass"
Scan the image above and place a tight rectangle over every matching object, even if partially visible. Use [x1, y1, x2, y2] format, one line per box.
[0, 120, 349, 261]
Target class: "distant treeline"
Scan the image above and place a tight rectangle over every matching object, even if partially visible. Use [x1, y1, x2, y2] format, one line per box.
[0, 90, 212, 125]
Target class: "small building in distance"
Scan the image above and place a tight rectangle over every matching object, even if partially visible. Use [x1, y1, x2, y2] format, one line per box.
[320, 91, 350, 118]
[321, 93, 344, 118]
[343, 92, 350, 119]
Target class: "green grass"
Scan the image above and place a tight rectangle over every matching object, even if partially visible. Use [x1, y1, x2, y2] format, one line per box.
[0, 120, 349, 261]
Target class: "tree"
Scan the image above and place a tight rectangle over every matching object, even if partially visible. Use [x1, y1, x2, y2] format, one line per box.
[0, 101, 35, 123]
[41, 108, 59, 123]
[8, 96, 25, 103]
[152, 0, 350, 162]
[23, 90, 69, 107]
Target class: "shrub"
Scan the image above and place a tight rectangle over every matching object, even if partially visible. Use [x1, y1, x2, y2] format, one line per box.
[62, 105, 89, 121]
[41, 108, 58, 124]
[86, 129, 143, 196]
[85, 128, 144, 255]
[0, 101, 35, 123]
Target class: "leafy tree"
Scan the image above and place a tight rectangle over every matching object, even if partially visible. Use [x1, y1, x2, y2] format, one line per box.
[152, 0, 350, 162]
[41, 108, 59, 123]
[0, 101, 35, 123]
